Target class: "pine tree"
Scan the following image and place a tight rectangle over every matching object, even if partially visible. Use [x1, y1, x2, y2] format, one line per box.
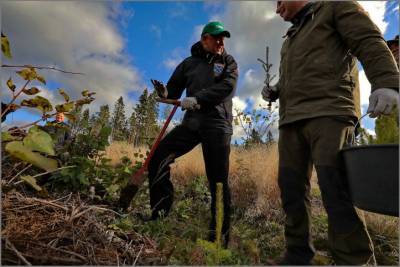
[97, 104, 110, 128]
[145, 89, 160, 141]
[111, 96, 128, 142]
[80, 109, 90, 135]
[69, 105, 82, 137]
[132, 89, 160, 146]
[128, 110, 137, 144]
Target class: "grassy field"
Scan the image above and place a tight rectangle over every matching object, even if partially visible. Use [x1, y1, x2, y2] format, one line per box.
[104, 141, 399, 265]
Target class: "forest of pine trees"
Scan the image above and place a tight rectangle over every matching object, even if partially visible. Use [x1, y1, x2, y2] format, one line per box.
[70, 89, 160, 146]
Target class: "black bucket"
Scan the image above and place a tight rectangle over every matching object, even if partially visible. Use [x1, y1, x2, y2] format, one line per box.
[340, 113, 399, 216]
[341, 144, 399, 216]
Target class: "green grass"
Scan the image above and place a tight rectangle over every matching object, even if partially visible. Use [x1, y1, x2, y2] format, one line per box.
[107, 175, 398, 265]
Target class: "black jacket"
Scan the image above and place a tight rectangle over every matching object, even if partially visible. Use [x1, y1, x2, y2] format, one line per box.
[166, 41, 238, 134]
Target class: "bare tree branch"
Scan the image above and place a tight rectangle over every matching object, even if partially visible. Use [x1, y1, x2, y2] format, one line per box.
[2, 64, 84, 75]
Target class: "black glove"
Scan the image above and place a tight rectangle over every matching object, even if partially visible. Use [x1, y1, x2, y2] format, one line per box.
[261, 85, 279, 102]
[151, 79, 168, 98]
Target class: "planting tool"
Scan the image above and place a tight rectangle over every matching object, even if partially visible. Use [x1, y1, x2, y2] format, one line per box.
[117, 98, 182, 211]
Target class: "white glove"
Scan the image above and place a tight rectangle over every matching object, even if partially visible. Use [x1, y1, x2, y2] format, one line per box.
[181, 97, 198, 110]
[367, 88, 399, 118]
[261, 85, 279, 102]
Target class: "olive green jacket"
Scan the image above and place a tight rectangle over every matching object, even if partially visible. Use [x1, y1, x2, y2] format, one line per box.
[277, 1, 399, 127]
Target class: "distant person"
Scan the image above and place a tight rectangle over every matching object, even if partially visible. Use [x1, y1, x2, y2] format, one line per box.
[41, 112, 71, 153]
[262, 1, 399, 265]
[120, 22, 238, 247]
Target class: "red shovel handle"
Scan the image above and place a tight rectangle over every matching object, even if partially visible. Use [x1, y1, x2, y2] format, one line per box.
[155, 97, 200, 110]
[131, 103, 179, 185]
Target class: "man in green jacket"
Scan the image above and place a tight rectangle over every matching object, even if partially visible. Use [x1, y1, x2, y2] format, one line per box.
[263, 1, 399, 265]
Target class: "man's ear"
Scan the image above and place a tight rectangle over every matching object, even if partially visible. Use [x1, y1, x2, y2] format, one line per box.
[200, 36, 206, 47]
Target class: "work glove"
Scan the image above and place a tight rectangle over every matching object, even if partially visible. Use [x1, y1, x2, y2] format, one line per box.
[367, 88, 399, 118]
[151, 79, 168, 98]
[181, 97, 198, 110]
[261, 85, 279, 102]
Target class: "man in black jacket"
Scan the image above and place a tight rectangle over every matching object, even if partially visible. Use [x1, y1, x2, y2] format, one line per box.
[149, 21, 238, 247]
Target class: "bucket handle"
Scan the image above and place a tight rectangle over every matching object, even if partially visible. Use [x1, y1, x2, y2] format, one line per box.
[347, 113, 370, 147]
[354, 113, 370, 130]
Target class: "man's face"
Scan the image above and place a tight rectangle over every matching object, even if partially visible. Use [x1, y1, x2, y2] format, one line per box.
[389, 43, 399, 64]
[276, 1, 308, 21]
[201, 34, 225, 55]
[56, 112, 65, 123]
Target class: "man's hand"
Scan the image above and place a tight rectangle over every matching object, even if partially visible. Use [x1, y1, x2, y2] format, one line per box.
[367, 88, 399, 118]
[181, 97, 199, 110]
[151, 79, 168, 98]
[261, 85, 279, 102]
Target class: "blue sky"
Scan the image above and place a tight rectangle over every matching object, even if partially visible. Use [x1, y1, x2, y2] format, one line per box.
[2, 1, 399, 139]
[120, 2, 209, 100]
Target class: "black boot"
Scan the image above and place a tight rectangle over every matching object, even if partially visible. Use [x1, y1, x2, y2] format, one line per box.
[267, 252, 312, 266]
[117, 183, 139, 211]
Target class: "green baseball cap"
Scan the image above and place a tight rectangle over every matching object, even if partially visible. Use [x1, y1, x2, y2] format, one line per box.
[201, 21, 231, 38]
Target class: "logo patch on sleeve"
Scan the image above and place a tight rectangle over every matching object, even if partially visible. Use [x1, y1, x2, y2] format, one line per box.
[213, 63, 225, 77]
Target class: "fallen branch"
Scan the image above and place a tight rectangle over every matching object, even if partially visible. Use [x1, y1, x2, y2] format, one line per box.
[23, 253, 84, 265]
[2, 64, 85, 75]
[133, 244, 144, 266]
[22, 197, 69, 211]
[4, 237, 32, 266]
[7, 164, 32, 185]
[13, 165, 77, 186]
[33, 242, 87, 263]
[2, 191, 163, 265]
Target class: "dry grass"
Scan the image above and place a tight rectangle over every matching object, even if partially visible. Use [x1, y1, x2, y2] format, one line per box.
[106, 142, 280, 218]
[104, 142, 148, 166]
[104, 141, 398, 264]
[170, 144, 281, 218]
[105, 141, 398, 235]
[365, 212, 399, 238]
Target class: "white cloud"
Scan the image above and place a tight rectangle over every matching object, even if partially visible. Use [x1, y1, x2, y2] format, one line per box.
[162, 48, 185, 71]
[149, 24, 162, 41]
[358, 1, 388, 33]
[163, 58, 181, 71]
[169, 2, 189, 19]
[359, 70, 371, 107]
[219, 2, 286, 72]
[240, 68, 264, 101]
[190, 24, 205, 45]
[1, 1, 142, 115]
[232, 96, 247, 111]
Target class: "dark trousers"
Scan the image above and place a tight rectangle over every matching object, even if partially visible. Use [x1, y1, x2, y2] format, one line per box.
[148, 124, 232, 246]
[278, 117, 375, 265]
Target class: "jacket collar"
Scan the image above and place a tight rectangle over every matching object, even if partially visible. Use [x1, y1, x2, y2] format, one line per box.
[284, 1, 322, 38]
[190, 41, 226, 64]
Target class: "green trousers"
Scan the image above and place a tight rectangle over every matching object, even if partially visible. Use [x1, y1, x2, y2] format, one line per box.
[278, 117, 375, 265]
